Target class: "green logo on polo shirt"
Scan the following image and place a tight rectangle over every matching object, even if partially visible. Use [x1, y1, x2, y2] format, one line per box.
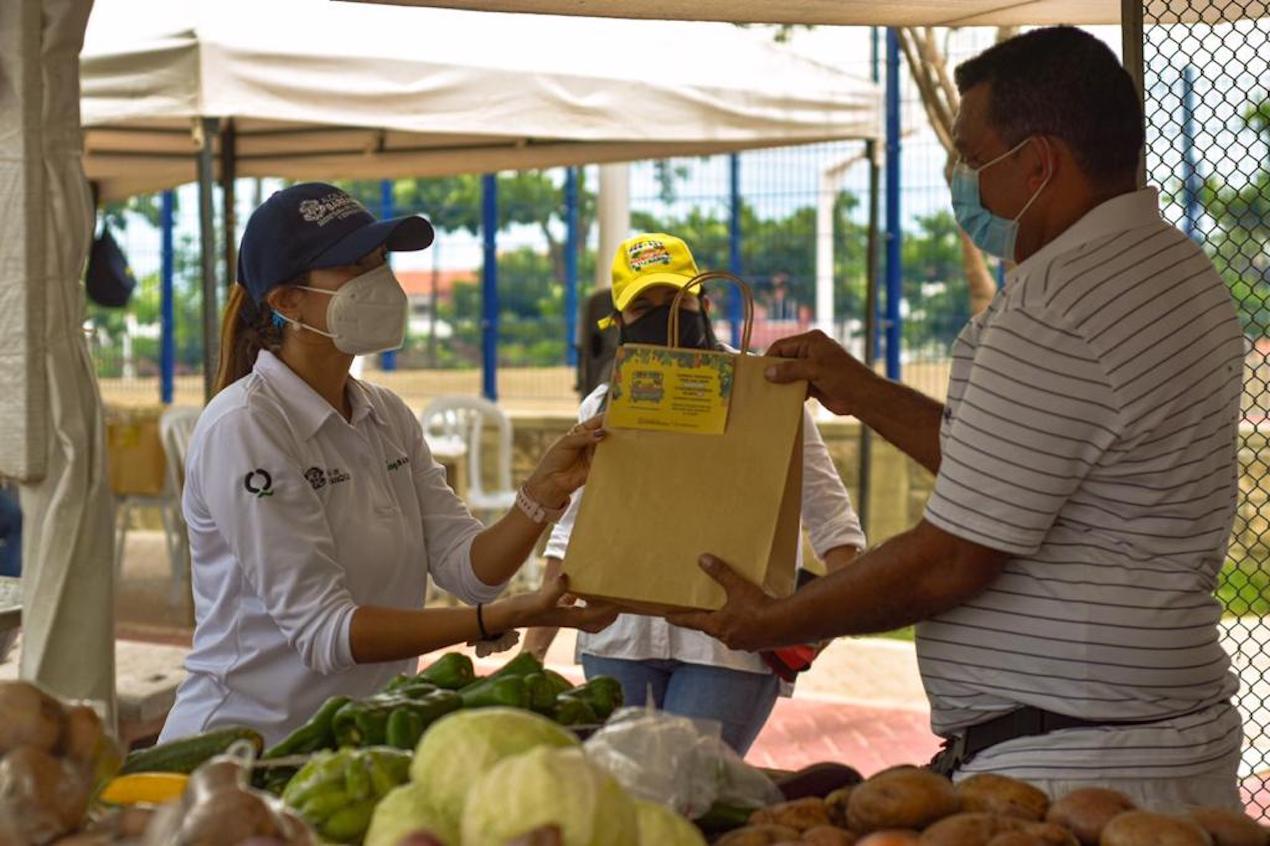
[244, 469, 274, 498]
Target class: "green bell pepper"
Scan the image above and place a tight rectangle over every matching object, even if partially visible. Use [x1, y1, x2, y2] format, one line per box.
[263, 695, 350, 758]
[523, 673, 558, 714]
[551, 697, 599, 726]
[332, 690, 462, 748]
[458, 674, 531, 709]
[416, 652, 477, 689]
[542, 669, 574, 697]
[283, 748, 411, 844]
[382, 675, 441, 700]
[557, 676, 623, 721]
[487, 651, 544, 680]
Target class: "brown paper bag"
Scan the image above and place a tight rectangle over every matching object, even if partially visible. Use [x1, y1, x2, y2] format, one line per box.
[562, 273, 806, 613]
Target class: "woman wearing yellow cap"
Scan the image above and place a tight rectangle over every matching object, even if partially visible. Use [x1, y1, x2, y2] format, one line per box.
[522, 233, 866, 754]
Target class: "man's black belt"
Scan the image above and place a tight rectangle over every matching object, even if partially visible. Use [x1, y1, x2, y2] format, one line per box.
[928, 706, 1199, 776]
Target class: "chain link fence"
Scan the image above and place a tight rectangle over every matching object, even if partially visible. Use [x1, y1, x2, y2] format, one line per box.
[1142, 7, 1270, 814]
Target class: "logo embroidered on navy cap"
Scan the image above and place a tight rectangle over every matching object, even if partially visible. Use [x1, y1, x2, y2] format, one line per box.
[297, 192, 367, 227]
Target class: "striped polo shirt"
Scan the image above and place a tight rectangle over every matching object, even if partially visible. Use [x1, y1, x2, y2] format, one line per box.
[920, 188, 1246, 779]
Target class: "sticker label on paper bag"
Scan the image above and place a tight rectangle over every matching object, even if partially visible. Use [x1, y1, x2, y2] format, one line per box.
[606, 346, 734, 435]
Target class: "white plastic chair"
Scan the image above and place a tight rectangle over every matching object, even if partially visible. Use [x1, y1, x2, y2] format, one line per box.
[419, 396, 518, 521]
[114, 406, 200, 607]
[420, 396, 529, 600]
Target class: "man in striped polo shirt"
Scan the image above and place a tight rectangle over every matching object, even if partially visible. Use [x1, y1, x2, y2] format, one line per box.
[671, 26, 1246, 808]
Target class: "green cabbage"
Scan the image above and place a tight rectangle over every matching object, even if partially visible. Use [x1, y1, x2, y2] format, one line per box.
[410, 707, 578, 831]
[364, 783, 457, 846]
[634, 800, 707, 846]
[461, 746, 637, 846]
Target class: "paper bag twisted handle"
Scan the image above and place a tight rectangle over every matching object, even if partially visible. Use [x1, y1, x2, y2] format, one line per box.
[667, 271, 755, 355]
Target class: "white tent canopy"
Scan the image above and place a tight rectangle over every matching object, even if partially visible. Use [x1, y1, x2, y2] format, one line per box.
[80, 0, 882, 202]
[345, 0, 1268, 26]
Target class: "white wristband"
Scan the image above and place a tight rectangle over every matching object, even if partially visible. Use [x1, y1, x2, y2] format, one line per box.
[515, 485, 569, 524]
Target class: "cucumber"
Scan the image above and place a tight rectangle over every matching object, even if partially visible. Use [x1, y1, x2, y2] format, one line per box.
[120, 726, 264, 775]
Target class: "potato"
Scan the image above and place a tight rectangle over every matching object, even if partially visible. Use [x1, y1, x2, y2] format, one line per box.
[802, 826, 859, 846]
[986, 835, 1054, 846]
[1187, 807, 1269, 846]
[178, 787, 286, 846]
[0, 745, 89, 842]
[60, 706, 104, 764]
[957, 774, 1050, 822]
[1020, 823, 1080, 846]
[1045, 788, 1135, 846]
[848, 768, 961, 833]
[1099, 811, 1213, 846]
[751, 798, 833, 832]
[826, 787, 854, 828]
[857, 833, 922, 846]
[919, 812, 1025, 845]
[0, 681, 67, 755]
[716, 824, 804, 846]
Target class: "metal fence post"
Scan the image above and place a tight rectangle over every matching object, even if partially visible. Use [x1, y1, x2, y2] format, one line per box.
[481, 174, 499, 402]
[197, 117, 219, 403]
[565, 167, 579, 367]
[160, 190, 175, 406]
[379, 179, 398, 372]
[1180, 65, 1202, 242]
[884, 29, 902, 382]
[729, 153, 743, 348]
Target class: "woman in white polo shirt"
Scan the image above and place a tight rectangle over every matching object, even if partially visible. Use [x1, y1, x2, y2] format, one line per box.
[161, 183, 616, 745]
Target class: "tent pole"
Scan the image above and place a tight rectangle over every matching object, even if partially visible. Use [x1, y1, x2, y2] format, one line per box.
[481, 174, 499, 401]
[221, 119, 236, 299]
[379, 179, 398, 372]
[160, 190, 175, 405]
[1121, 0, 1147, 189]
[564, 167, 580, 367]
[728, 153, 743, 348]
[883, 29, 902, 382]
[198, 117, 220, 403]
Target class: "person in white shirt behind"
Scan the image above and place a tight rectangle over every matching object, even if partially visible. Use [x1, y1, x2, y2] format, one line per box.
[521, 233, 865, 755]
[161, 183, 616, 746]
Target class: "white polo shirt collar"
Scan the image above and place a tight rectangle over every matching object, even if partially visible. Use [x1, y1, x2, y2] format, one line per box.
[1007, 187, 1162, 286]
[253, 351, 384, 439]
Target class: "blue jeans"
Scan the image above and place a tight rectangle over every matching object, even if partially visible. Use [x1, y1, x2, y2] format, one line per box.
[580, 655, 779, 755]
[0, 488, 20, 578]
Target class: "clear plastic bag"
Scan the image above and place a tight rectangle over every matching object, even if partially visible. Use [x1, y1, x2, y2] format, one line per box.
[0, 682, 124, 845]
[141, 740, 315, 846]
[582, 705, 782, 819]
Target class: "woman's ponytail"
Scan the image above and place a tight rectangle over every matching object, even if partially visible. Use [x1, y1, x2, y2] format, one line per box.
[212, 283, 284, 396]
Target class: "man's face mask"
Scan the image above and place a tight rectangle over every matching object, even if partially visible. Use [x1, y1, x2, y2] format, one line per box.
[951, 136, 1051, 262]
[619, 303, 718, 350]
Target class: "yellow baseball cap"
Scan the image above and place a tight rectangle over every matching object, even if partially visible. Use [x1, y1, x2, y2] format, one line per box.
[597, 233, 701, 329]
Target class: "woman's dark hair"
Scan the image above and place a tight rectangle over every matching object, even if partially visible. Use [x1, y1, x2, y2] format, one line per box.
[211, 278, 301, 396]
[954, 26, 1144, 185]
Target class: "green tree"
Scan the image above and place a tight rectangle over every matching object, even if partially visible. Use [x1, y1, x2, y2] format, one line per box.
[1197, 98, 1270, 338]
[901, 211, 971, 353]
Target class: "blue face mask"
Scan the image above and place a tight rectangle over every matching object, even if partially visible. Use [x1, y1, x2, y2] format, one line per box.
[951, 136, 1050, 262]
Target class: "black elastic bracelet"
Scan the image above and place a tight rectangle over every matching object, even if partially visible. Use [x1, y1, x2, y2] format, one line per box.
[476, 603, 491, 640]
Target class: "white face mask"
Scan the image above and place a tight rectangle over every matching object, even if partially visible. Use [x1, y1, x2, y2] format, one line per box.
[275, 263, 408, 355]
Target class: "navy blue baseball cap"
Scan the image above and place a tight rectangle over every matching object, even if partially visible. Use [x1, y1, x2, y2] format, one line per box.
[237, 182, 434, 304]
